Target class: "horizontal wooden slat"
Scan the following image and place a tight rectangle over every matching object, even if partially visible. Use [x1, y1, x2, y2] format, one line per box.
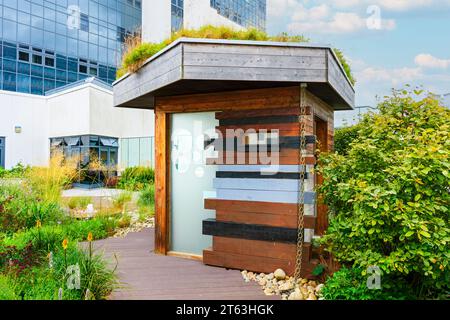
[215, 171, 309, 180]
[217, 164, 313, 173]
[203, 219, 298, 243]
[216, 189, 315, 204]
[219, 115, 299, 126]
[208, 136, 316, 151]
[205, 199, 298, 215]
[215, 107, 311, 119]
[156, 86, 300, 112]
[213, 178, 302, 191]
[206, 156, 316, 165]
[203, 249, 317, 277]
[215, 210, 316, 229]
[213, 237, 296, 260]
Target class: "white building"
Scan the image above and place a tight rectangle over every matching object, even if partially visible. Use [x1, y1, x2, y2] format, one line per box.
[143, 0, 266, 43]
[0, 78, 153, 170]
[0, 0, 267, 171]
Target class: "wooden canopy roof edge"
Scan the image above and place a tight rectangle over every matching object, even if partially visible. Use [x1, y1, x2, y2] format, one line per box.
[113, 37, 356, 111]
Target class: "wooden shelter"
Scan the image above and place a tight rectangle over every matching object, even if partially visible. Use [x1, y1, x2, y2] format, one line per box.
[113, 38, 354, 277]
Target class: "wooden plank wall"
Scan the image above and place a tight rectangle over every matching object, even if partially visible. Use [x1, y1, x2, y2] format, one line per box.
[200, 87, 333, 277]
[154, 86, 334, 278]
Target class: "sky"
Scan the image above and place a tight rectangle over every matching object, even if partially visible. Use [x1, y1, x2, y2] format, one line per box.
[266, 0, 450, 112]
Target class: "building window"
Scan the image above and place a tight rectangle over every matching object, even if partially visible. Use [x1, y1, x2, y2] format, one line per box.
[32, 54, 42, 65]
[19, 51, 30, 62]
[45, 57, 55, 67]
[210, 0, 267, 31]
[80, 13, 89, 32]
[50, 135, 119, 188]
[171, 0, 184, 32]
[79, 64, 87, 74]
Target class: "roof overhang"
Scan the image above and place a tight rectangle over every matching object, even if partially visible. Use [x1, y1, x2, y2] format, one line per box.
[113, 38, 355, 111]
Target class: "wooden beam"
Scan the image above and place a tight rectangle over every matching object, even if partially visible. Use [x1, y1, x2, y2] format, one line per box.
[203, 219, 299, 243]
[154, 110, 170, 255]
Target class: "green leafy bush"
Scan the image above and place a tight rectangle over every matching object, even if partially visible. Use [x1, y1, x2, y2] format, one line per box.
[66, 196, 92, 210]
[10, 243, 117, 300]
[334, 123, 363, 155]
[0, 275, 19, 300]
[118, 166, 154, 191]
[319, 89, 450, 298]
[0, 185, 64, 233]
[117, 25, 355, 85]
[0, 163, 30, 179]
[321, 267, 415, 300]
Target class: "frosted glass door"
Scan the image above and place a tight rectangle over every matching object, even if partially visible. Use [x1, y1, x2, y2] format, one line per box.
[170, 112, 218, 255]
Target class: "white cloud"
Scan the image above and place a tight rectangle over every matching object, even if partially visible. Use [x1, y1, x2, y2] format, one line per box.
[287, 6, 395, 34]
[357, 66, 422, 85]
[414, 54, 450, 69]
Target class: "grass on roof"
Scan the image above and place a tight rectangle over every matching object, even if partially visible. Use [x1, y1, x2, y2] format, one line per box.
[116, 25, 355, 85]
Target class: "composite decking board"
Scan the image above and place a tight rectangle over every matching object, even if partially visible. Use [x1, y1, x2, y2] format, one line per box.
[215, 171, 309, 180]
[92, 228, 276, 300]
[215, 189, 316, 204]
[215, 210, 316, 229]
[202, 218, 299, 243]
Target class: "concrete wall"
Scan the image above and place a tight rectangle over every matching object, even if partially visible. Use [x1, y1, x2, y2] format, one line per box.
[142, 0, 243, 43]
[0, 91, 49, 169]
[0, 82, 154, 169]
[142, 0, 172, 43]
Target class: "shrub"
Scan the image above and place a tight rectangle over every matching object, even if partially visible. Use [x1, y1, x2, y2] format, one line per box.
[334, 123, 363, 155]
[138, 184, 155, 208]
[319, 89, 450, 298]
[66, 197, 92, 210]
[0, 275, 19, 300]
[0, 163, 30, 179]
[321, 267, 415, 300]
[0, 185, 64, 233]
[26, 151, 78, 202]
[117, 25, 354, 85]
[118, 166, 154, 191]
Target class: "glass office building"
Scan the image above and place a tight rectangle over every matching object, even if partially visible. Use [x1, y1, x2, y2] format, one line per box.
[171, 0, 183, 32]
[210, 0, 266, 31]
[0, 0, 141, 95]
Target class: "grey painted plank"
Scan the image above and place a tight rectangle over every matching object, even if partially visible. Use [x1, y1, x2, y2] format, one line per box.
[184, 65, 327, 82]
[213, 178, 303, 191]
[184, 52, 326, 70]
[216, 189, 316, 204]
[183, 43, 327, 57]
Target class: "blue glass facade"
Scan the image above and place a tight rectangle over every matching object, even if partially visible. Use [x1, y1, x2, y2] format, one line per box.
[171, 0, 183, 32]
[210, 0, 266, 31]
[0, 0, 141, 95]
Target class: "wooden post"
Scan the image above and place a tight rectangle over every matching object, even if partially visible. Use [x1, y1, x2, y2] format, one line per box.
[154, 109, 170, 254]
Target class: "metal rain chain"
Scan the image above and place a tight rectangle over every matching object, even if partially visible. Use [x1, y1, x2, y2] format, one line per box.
[294, 83, 307, 281]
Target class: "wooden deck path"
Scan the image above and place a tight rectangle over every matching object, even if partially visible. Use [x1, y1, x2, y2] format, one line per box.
[92, 228, 279, 300]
